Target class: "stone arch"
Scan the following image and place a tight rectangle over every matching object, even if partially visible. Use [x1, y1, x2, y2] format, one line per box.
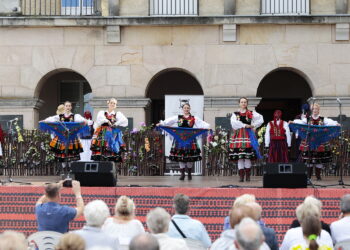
[145, 68, 203, 125]
[35, 69, 92, 120]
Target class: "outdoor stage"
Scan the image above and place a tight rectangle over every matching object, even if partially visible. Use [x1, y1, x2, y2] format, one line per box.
[0, 175, 349, 244]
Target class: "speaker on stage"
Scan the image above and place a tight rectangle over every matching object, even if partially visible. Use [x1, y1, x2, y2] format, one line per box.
[263, 163, 307, 188]
[70, 161, 117, 187]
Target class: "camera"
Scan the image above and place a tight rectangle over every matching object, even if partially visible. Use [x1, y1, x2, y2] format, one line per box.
[63, 178, 72, 187]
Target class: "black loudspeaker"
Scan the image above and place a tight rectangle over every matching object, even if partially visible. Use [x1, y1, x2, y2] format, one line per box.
[263, 163, 307, 188]
[70, 161, 117, 187]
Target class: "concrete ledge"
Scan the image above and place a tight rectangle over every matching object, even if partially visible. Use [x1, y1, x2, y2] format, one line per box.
[90, 97, 151, 108]
[0, 98, 44, 110]
[205, 96, 262, 108]
[1, 15, 350, 26]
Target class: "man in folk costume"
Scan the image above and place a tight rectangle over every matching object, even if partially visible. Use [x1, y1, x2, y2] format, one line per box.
[265, 110, 291, 163]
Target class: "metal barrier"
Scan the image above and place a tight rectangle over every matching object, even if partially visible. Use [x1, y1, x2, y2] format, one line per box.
[150, 0, 198, 16]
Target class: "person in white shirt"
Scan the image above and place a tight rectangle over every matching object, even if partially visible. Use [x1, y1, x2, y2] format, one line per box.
[264, 110, 291, 163]
[146, 207, 189, 250]
[167, 194, 211, 248]
[102, 196, 145, 248]
[229, 97, 264, 182]
[330, 194, 350, 244]
[91, 98, 128, 162]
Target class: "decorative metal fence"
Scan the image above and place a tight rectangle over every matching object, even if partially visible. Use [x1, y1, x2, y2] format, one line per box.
[22, 0, 100, 16]
[261, 0, 310, 15]
[150, 0, 198, 16]
[1, 127, 349, 177]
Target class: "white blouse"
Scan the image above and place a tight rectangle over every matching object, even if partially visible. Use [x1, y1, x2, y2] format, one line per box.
[102, 218, 145, 246]
[293, 115, 338, 126]
[44, 113, 86, 123]
[94, 110, 128, 128]
[160, 115, 210, 129]
[264, 120, 292, 147]
[230, 110, 264, 130]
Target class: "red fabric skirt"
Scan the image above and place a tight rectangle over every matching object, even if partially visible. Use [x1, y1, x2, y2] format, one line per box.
[267, 140, 289, 163]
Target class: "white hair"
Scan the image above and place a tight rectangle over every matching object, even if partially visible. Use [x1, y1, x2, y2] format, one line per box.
[235, 217, 263, 250]
[233, 194, 256, 208]
[84, 200, 110, 227]
[146, 207, 170, 234]
[0, 231, 27, 250]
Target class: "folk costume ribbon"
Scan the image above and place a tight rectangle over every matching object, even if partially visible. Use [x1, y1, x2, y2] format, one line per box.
[157, 126, 212, 148]
[104, 127, 125, 153]
[289, 123, 340, 150]
[39, 122, 89, 143]
[247, 128, 263, 159]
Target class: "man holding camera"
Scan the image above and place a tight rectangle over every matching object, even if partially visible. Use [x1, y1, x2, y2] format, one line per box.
[35, 180, 84, 233]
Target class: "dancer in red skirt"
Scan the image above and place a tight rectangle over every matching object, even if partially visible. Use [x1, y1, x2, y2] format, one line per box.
[229, 97, 263, 182]
[265, 110, 291, 163]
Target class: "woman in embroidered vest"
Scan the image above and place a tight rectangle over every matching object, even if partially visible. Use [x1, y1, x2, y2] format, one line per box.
[292, 103, 338, 181]
[91, 98, 128, 162]
[229, 97, 264, 182]
[159, 103, 210, 181]
[265, 110, 291, 163]
[44, 101, 86, 162]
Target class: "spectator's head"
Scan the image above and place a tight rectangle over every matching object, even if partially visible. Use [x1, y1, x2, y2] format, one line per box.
[233, 194, 256, 208]
[45, 183, 61, 201]
[173, 194, 190, 215]
[296, 203, 321, 224]
[303, 196, 322, 212]
[129, 233, 160, 250]
[235, 217, 264, 250]
[230, 205, 255, 228]
[84, 200, 110, 228]
[245, 202, 262, 221]
[115, 196, 135, 220]
[0, 231, 27, 250]
[146, 207, 171, 234]
[301, 214, 321, 250]
[340, 194, 350, 214]
[56, 233, 85, 250]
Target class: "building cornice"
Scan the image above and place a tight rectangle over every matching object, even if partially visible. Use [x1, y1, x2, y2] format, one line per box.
[89, 97, 151, 108]
[0, 98, 44, 110]
[1, 15, 350, 27]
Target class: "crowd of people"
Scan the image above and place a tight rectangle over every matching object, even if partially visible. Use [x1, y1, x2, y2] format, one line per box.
[0, 182, 349, 250]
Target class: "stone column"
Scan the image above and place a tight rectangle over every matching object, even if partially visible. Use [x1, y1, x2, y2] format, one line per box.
[336, 0, 348, 14]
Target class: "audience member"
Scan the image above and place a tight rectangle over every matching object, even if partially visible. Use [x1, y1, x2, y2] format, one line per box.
[74, 200, 120, 250]
[129, 233, 160, 250]
[330, 194, 350, 244]
[234, 217, 265, 250]
[167, 194, 211, 248]
[56, 233, 85, 250]
[245, 202, 278, 250]
[290, 195, 331, 234]
[0, 231, 27, 250]
[103, 196, 145, 247]
[223, 194, 261, 230]
[280, 208, 332, 250]
[35, 180, 84, 233]
[146, 207, 189, 250]
[211, 205, 269, 250]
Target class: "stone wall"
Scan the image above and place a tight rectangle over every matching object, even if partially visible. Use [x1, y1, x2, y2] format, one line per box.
[0, 23, 349, 128]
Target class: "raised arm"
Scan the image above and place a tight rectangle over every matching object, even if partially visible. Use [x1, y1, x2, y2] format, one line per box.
[74, 114, 87, 123]
[284, 121, 292, 147]
[251, 111, 264, 129]
[194, 117, 210, 129]
[264, 122, 271, 147]
[43, 115, 60, 122]
[115, 112, 128, 127]
[324, 117, 339, 126]
[94, 111, 109, 128]
[159, 116, 178, 127]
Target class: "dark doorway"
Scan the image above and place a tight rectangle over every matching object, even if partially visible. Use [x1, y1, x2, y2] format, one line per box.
[36, 70, 92, 120]
[256, 69, 312, 123]
[146, 69, 203, 125]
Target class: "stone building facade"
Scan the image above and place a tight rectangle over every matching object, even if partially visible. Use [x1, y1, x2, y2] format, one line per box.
[0, 0, 350, 129]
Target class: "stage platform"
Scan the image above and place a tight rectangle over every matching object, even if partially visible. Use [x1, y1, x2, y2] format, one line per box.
[2, 175, 350, 188]
[0, 175, 349, 245]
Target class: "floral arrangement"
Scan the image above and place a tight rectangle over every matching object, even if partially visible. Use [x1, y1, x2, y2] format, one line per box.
[257, 126, 266, 145]
[204, 127, 229, 154]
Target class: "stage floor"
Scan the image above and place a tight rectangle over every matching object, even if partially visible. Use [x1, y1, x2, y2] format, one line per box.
[2, 175, 350, 188]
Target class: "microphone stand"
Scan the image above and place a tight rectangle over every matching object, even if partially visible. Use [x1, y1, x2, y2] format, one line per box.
[3, 119, 30, 185]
